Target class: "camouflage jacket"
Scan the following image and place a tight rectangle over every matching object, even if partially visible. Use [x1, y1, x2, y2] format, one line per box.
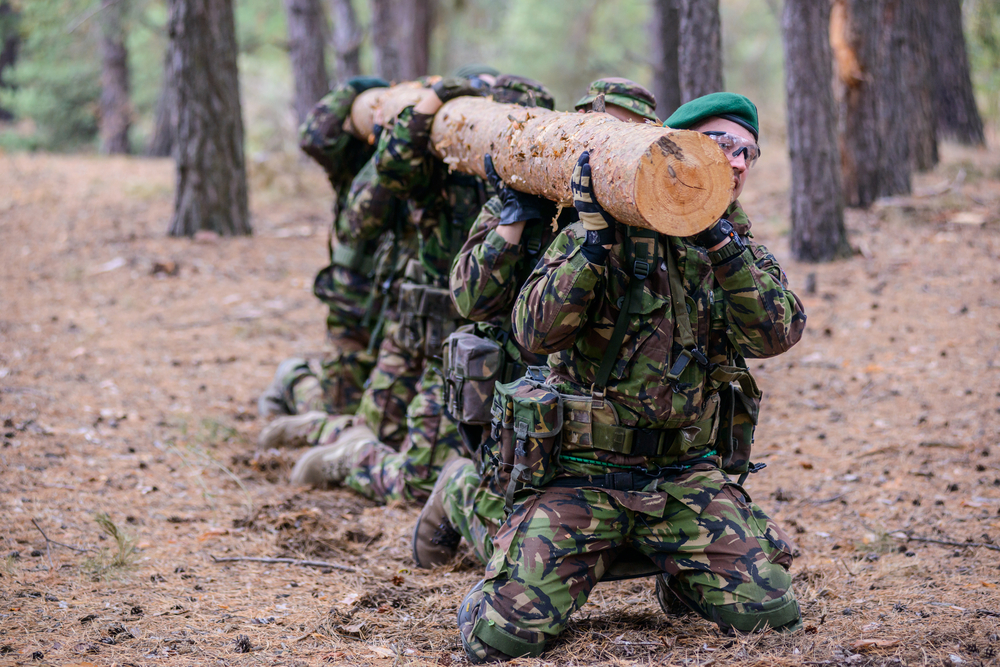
[376, 106, 489, 287]
[299, 84, 376, 239]
[512, 202, 806, 468]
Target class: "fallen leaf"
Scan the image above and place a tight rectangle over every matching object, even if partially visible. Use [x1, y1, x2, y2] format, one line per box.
[852, 639, 901, 651]
[949, 211, 986, 225]
[799, 462, 814, 470]
[368, 646, 395, 658]
[197, 528, 229, 541]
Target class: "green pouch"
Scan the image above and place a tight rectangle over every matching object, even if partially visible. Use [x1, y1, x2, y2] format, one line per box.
[443, 326, 504, 425]
[718, 383, 760, 475]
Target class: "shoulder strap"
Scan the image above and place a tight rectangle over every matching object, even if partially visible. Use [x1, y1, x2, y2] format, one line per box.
[592, 227, 658, 400]
[663, 237, 709, 387]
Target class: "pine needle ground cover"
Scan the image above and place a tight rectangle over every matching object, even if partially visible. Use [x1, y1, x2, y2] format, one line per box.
[0, 147, 998, 666]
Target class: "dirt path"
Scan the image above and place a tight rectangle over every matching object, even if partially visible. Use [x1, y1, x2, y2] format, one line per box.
[1, 148, 998, 666]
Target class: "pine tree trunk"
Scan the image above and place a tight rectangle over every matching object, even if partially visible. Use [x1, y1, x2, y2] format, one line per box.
[146, 51, 175, 157]
[327, 0, 361, 81]
[427, 98, 733, 236]
[929, 0, 985, 146]
[649, 0, 680, 119]
[678, 0, 723, 103]
[782, 0, 850, 263]
[0, 0, 20, 122]
[371, 0, 403, 82]
[167, 0, 250, 237]
[99, 0, 131, 155]
[903, 0, 937, 171]
[371, 0, 431, 82]
[283, 0, 329, 124]
[874, 0, 910, 198]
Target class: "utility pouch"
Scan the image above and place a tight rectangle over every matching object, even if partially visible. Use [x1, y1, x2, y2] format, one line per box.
[420, 286, 460, 355]
[717, 383, 761, 475]
[443, 327, 504, 426]
[397, 282, 427, 352]
[490, 378, 563, 510]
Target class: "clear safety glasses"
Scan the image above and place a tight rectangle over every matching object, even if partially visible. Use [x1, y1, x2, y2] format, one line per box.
[702, 131, 760, 168]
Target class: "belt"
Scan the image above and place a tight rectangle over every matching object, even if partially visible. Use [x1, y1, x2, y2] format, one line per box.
[545, 458, 715, 492]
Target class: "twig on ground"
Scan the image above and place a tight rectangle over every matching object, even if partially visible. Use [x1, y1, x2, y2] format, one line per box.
[30, 519, 54, 572]
[210, 554, 355, 572]
[896, 533, 1000, 552]
[805, 493, 847, 506]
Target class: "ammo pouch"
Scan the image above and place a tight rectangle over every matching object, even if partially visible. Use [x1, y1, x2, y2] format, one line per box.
[397, 282, 462, 356]
[716, 381, 761, 476]
[443, 327, 504, 425]
[490, 377, 563, 509]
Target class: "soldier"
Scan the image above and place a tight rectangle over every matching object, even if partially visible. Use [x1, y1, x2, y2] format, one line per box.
[257, 76, 393, 420]
[456, 92, 807, 662]
[412, 80, 660, 568]
[282, 72, 551, 505]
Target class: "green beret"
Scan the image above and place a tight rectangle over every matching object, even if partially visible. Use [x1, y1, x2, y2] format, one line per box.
[664, 92, 759, 140]
[574, 77, 659, 122]
[452, 63, 500, 79]
[490, 74, 556, 110]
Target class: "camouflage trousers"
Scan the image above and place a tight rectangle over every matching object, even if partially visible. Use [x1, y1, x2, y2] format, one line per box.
[355, 324, 424, 448]
[313, 358, 465, 504]
[460, 465, 800, 661]
[440, 458, 505, 565]
[274, 334, 375, 416]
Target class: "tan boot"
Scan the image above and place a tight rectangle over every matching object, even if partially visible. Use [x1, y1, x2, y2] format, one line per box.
[288, 424, 379, 487]
[257, 411, 328, 449]
[412, 457, 471, 568]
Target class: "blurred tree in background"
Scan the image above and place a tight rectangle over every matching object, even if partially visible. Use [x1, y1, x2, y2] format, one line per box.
[0, 0, 19, 121]
[99, 0, 131, 154]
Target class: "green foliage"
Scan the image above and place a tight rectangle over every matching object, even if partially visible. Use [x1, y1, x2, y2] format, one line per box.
[967, 0, 1000, 131]
[83, 512, 138, 575]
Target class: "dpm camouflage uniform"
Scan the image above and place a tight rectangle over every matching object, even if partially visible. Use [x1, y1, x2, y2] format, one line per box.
[263, 81, 388, 417]
[574, 77, 660, 121]
[459, 202, 808, 661]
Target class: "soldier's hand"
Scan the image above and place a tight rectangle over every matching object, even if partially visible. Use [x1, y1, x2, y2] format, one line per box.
[572, 152, 616, 257]
[432, 77, 489, 104]
[346, 76, 390, 94]
[485, 154, 554, 226]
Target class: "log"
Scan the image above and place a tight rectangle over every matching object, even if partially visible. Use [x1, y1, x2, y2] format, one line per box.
[346, 80, 437, 144]
[428, 98, 733, 236]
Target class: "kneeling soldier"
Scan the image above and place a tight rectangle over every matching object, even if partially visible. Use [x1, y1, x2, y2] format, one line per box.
[456, 92, 807, 662]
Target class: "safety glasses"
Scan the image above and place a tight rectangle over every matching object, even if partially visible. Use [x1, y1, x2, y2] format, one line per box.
[702, 131, 760, 168]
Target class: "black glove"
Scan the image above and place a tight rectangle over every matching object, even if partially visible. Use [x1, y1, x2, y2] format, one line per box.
[484, 154, 554, 226]
[346, 76, 390, 94]
[432, 77, 488, 104]
[571, 151, 616, 263]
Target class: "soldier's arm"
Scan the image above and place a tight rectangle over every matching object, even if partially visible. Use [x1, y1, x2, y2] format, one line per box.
[340, 155, 400, 244]
[374, 106, 434, 198]
[450, 197, 525, 321]
[298, 85, 361, 176]
[512, 226, 606, 355]
[714, 237, 807, 358]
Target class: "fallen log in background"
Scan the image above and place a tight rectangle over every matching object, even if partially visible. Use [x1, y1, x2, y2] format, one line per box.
[430, 98, 733, 236]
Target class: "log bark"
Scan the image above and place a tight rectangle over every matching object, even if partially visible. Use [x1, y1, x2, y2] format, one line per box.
[428, 98, 733, 236]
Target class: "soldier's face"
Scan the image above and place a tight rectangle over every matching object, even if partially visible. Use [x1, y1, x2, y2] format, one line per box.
[690, 117, 755, 200]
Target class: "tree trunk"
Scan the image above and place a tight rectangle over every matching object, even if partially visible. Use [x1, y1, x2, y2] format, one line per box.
[370, 0, 431, 82]
[649, 0, 680, 119]
[283, 0, 329, 124]
[782, 0, 850, 262]
[929, 0, 985, 146]
[678, 0, 723, 103]
[146, 51, 175, 157]
[832, 0, 910, 208]
[426, 98, 733, 236]
[327, 0, 361, 81]
[0, 0, 20, 122]
[167, 0, 250, 237]
[903, 0, 937, 171]
[99, 0, 131, 155]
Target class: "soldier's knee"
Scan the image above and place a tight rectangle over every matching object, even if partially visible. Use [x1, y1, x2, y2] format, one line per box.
[458, 581, 544, 663]
[710, 590, 801, 634]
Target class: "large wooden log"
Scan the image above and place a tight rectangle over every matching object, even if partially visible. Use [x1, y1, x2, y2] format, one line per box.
[346, 81, 437, 144]
[428, 98, 733, 236]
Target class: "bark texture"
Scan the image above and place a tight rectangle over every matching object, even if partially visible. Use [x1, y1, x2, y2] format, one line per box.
[0, 0, 20, 122]
[428, 98, 733, 236]
[327, 0, 361, 81]
[371, 0, 431, 82]
[902, 0, 937, 171]
[678, 0, 723, 103]
[99, 0, 131, 155]
[832, 0, 910, 209]
[649, 0, 681, 118]
[283, 0, 329, 124]
[146, 51, 175, 157]
[167, 0, 250, 237]
[782, 0, 850, 263]
[347, 81, 436, 143]
[929, 0, 985, 146]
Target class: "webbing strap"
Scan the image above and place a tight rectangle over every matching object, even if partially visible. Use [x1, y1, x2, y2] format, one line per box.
[593, 227, 657, 393]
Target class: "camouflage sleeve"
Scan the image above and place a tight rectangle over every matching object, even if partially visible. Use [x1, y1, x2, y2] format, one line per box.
[337, 155, 399, 244]
[512, 225, 607, 355]
[713, 239, 807, 359]
[298, 85, 367, 186]
[374, 106, 435, 199]
[450, 197, 524, 321]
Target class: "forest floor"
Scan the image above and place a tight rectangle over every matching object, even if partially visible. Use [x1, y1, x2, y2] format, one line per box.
[1, 142, 999, 667]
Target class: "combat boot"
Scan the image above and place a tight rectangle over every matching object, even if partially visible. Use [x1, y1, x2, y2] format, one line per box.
[258, 357, 308, 417]
[288, 424, 379, 487]
[654, 574, 694, 617]
[412, 457, 469, 568]
[257, 411, 327, 449]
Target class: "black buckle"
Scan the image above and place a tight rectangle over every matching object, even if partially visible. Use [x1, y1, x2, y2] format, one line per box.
[633, 259, 650, 280]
